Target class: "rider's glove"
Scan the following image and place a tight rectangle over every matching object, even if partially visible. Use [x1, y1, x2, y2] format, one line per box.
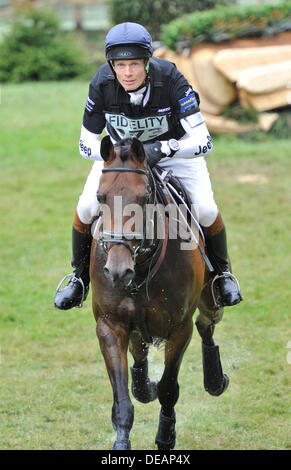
[143, 141, 167, 167]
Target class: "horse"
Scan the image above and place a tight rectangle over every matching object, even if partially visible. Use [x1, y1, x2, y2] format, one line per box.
[90, 136, 228, 450]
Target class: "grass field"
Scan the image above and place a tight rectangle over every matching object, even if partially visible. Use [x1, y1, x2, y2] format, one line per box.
[0, 81, 290, 450]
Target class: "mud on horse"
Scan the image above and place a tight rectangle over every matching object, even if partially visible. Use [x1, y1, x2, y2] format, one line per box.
[90, 136, 229, 450]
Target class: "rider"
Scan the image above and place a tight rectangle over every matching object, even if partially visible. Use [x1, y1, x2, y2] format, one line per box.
[54, 22, 242, 310]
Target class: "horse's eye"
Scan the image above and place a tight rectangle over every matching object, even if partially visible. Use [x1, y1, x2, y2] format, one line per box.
[138, 193, 151, 205]
[97, 193, 106, 203]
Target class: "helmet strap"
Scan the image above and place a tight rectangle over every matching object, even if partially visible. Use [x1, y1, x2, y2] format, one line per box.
[108, 60, 116, 76]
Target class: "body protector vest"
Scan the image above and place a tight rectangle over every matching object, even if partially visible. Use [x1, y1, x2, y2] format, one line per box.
[83, 57, 201, 144]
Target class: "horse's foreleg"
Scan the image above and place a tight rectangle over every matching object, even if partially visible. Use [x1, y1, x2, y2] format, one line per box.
[96, 317, 133, 450]
[129, 331, 158, 403]
[155, 319, 193, 450]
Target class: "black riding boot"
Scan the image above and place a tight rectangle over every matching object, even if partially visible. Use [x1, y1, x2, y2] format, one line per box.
[205, 225, 242, 307]
[54, 228, 92, 310]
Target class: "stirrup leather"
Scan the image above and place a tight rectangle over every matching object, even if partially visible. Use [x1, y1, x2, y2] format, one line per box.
[55, 273, 86, 308]
[211, 272, 242, 308]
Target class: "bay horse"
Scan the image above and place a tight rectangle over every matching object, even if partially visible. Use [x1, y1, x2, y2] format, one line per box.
[90, 136, 228, 450]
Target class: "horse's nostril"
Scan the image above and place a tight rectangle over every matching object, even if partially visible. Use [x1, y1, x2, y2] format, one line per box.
[123, 268, 134, 285]
[103, 266, 112, 280]
[103, 266, 134, 286]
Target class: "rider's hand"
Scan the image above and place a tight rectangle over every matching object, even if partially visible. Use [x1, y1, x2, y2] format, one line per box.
[143, 141, 167, 167]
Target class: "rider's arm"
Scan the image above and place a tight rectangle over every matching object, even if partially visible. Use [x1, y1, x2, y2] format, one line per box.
[144, 111, 212, 167]
[161, 66, 213, 159]
[79, 125, 102, 160]
[79, 70, 107, 160]
[160, 112, 212, 159]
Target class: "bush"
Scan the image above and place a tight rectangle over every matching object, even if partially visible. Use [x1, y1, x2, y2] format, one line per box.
[222, 103, 259, 124]
[0, 9, 90, 83]
[268, 110, 291, 139]
[109, 0, 231, 40]
[161, 1, 291, 50]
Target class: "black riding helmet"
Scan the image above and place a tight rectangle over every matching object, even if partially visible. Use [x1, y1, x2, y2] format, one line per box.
[105, 22, 153, 63]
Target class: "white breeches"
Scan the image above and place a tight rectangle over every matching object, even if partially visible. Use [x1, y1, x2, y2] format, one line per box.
[76, 157, 218, 228]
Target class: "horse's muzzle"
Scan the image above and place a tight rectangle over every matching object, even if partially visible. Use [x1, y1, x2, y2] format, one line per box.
[103, 265, 135, 287]
[103, 246, 135, 288]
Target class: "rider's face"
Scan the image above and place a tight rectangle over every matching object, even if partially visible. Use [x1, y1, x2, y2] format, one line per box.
[113, 59, 147, 91]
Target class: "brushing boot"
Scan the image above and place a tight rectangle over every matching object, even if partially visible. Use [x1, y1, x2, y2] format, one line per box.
[202, 341, 229, 396]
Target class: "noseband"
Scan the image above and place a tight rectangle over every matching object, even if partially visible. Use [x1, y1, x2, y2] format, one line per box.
[99, 166, 150, 261]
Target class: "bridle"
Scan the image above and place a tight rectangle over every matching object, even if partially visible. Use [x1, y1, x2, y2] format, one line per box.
[102, 168, 147, 175]
[98, 166, 153, 263]
[99, 164, 167, 343]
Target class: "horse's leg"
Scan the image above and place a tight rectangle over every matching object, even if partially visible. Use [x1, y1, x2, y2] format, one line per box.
[129, 330, 158, 403]
[155, 318, 193, 450]
[196, 279, 229, 396]
[96, 317, 133, 450]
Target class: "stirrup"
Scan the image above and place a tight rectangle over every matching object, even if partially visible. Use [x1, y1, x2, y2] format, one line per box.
[211, 272, 242, 308]
[55, 273, 86, 308]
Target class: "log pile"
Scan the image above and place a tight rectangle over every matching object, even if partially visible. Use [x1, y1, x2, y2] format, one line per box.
[154, 33, 291, 134]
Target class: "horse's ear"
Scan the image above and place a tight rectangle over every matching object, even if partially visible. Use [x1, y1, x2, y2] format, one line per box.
[100, 135, 114, 161]
[130, 137, 145, 163]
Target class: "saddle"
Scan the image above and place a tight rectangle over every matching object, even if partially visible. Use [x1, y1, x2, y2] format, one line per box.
[153, 165, 192, 211]
[152, 166, 214, 273]
[152, 169, 241, 308]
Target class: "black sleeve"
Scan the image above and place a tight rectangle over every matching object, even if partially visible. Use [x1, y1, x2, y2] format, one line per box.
[82, 81, 106, 134]
[170, 67, 200, 119]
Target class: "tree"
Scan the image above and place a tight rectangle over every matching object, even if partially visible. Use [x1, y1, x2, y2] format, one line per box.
[109, 0, 232, 39]
[0, 8, 90, 82]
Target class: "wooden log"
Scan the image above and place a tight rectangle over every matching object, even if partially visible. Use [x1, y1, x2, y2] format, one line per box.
[213, 45, 291, 82]
[203, 112, 258, 134]
[258, 112, 279, 132]
[190, 48, 236, 107]
[239, 87, 290, 112]
[155, 49, 224, 115]
[237, 60, 291, 94]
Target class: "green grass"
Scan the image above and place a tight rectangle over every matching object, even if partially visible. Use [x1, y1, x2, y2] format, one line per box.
[0, 82, 290, 450]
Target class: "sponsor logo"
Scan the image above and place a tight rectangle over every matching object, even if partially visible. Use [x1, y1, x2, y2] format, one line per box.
[157, 107, 171, 113]
[79, 139, 92, 157]
[105, 113, 169, 141]
[194, 135, 212, 156]
[178, 92, 197, 113]
[119, 51, 133, 57]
